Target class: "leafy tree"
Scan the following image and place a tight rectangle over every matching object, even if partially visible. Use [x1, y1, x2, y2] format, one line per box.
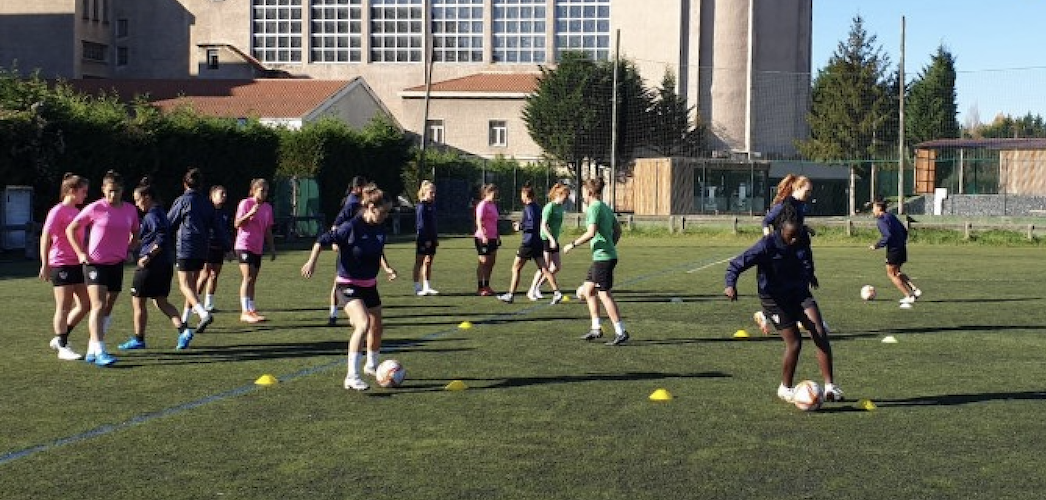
[976, 112, 1046, 138]
[646, 71, 705, 157]
[906, 45, 960, 145]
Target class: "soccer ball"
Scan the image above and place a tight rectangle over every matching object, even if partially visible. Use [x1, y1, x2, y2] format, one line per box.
[860, 285, 877, 301]
[375, 359, 406, 388]
[792, 380, 824, 411]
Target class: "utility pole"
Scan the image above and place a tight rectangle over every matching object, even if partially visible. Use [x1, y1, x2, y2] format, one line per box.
[897, 15, 906, 214]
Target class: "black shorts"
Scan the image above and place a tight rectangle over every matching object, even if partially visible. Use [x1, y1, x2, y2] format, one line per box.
[205, 248, 226, 264]
[759, 290, 815, 331]
[237, 250, 263, 269]
[131, 264, 174, 298]
[516, 243, 541, 261]
[335, 283, 381, 309]
[886, 247, 907, 266]
[50, 265, 85, 287]
[176, 258, 206, 272]
[85, 263, 125, 292]
[474, 237, 501, 256]
[416, 239, 438, 256]
[585, 259, 618, 292]
[542, 239, 560, 254]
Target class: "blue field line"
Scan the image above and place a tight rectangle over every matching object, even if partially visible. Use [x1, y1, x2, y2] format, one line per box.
[0, 253, 733, 467]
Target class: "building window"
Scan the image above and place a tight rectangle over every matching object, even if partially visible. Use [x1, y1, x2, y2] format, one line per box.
[82, 41, 107, 62]
[489, 120, 507, 147]
[251, 0, 303, 63]
[82, 0, 89, 20]
[116, 18, 128, 38]
[370, 0, 423, 63]
[492, 0, 546, 63]
[117, 47, 128, 66]
[431, 0, 484, 63]
[554, 0, 610, 61]
[101, 0, 109, 23]
[92, 0, 99, 21]
[310, 0, 362, 63]
[206, 49, 220, 69]
[427, 119, 445, 144]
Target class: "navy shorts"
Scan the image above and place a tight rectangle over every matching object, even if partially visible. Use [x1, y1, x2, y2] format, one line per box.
[85, 263, 125, 292]
[886, 247, 907, 266]
[416, 238, 438, 256]
[335, 283, 381, 309]
[131, 263, 174, 298]
[50, 264, 85, 287]
[516, 243, 541, 261]
[176, 258, 205, 272]
[585, 259, 618, 292]
[205, 247, 226, 264]
[542, 239, 560, 254]
[759, 291, 816, 331]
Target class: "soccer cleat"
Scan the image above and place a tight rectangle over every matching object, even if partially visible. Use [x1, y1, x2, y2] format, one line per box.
[422, 287, 440, 296]
[327, 316, 337, 327]
[196, 313, 214, 334]
[48, 337, 62, 350]
[176, 329, 195, 350]
[343, 376, 370, 391]
[899, 302, 913, 309]
[605, 331, 630, 346]
[363, 365, 377, 377]
[581, 329, 603, 341]
[550, 291, 564, 305]
[251, 311, 267, 322]
[777, 384, 795, 403]
[497, 293, 514, 303]
[532, 289, 544, 299]
[57, 346, 83, 360]
[118, 337, 146, 350]
[899, 296, 916, 305]
[526, 289, 539, 301]
[93, 351, 117, 367]
[824, 383, 845, 402]
[240, 311, 263, 324]
[84, 352, 96, 364]
[479, 287, 496, 297]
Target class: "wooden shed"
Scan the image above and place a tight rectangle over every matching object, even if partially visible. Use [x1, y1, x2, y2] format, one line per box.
[614, 157, 771, 215]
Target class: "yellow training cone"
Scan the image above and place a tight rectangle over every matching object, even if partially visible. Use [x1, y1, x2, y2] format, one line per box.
[561, 295, 571, 302]
[733, 329, 750, 339]
[857, 399, 877, 411]
[254, 374, 278, 386]
[445, 380, 468, 391]
[458, 321, 473, 330]
[649, 388, 673, 401]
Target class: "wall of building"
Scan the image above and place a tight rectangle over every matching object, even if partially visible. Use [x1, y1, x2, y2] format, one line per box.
[401, 95, 543, 161]
[0, 1, 78, 78]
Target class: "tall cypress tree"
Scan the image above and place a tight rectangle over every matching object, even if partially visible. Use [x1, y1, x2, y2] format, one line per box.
[907, 45, 960, 145]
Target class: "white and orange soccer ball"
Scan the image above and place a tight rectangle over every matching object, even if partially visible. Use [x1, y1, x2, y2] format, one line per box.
[376, 359, 406, 388]
[860, 285, 877, 301]
[792, 380, 824, 411]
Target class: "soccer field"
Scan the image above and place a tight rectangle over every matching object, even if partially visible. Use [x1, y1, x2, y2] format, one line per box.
[2, 235, 1045, 500]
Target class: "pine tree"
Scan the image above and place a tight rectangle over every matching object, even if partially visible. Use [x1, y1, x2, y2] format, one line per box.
[646, 71, 706, 157]
[906, 45, 960, 145]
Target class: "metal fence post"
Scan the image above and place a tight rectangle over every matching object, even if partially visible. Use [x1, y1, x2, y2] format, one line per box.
[964, 221, 972, 240]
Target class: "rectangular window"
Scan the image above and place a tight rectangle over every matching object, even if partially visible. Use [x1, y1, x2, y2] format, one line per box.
[370, 0, 423, 63]
[81, 0, 89, 20]
[206, 48, 220, 69]
[489, 120, 507, 147]
[427, 119, 445, 145]
[251, 0, 303, 63]
[117, 47, 128, 66]
[82, 41, 107, 62]
[310, 0, 362, 63]
[432, 0, 484, 63]
[116, 18, 128, 38]
[554, 0, 610, 61]
[493, 0, 546, 64]
[92, 0, 99, 21]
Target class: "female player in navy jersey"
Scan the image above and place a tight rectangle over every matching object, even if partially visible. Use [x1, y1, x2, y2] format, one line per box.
[497, 183, 563, 304]
[725, 209, 843, 404]
[413, 180, 439, 296]
[301, 184, 398, 391]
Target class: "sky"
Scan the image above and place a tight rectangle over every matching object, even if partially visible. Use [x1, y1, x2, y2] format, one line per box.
[812, 0, 1046, 124]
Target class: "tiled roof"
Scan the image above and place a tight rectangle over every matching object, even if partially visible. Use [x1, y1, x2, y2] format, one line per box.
[67, 79, 355, 119]
[916, 138, 1046, 150]
[404, 72, 539, 93]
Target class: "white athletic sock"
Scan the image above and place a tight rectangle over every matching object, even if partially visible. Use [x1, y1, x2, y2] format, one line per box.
[329, 305, 338, 317]
[247, 298, 255, 312]
[591, 318, 602, 330]
[423, 280, 432, 290]
[87, 340, 100, 355]
[240, 297, 250, 312]
[366, 351, 379, 370]
[102, 316, 112, 334]
[613, 321, 626, 335]
[204, 294, 214, 310]
[347, 352, 363, 378]
[193, 303, 209, 319]
[96, 341, 107, 354]
[181, 307, 192, 323]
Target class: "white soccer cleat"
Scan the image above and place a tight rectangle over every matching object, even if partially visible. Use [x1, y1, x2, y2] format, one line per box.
[777, 384, 795, 403]
[363, 364, 377, 377]
[899, 296, 916, 305]
[824, 383, 845, 402]
[422, 287, 439, 295]
[57, 346, 83, 360]
[343, 376, 370, 391]
[899, 302, 913, 309]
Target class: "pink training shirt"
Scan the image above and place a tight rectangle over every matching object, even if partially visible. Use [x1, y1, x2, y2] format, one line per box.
[474, 199, 499, 239]
[43, 203, 84, 266]
[72, 198, 139, 265]
[235, 198, 273, 254]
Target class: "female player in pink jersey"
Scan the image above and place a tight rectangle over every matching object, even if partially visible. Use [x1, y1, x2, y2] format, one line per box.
[234, 178, 276, 323]
[39, 173, 90, 361]
[66, 170, 140, 367]
[473, 184, 500, 296]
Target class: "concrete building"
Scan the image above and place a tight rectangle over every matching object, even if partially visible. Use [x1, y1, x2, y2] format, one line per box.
[1, 0, 812, 159]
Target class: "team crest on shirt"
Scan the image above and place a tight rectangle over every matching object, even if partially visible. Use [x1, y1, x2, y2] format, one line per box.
[58, 271, 68, 280]
[342, 288, 355, 297]
[771, 314, 781, 324]
[88, 270, 98, 280]
[377, 235, 385, 243]
[241, 253, 250, 260]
